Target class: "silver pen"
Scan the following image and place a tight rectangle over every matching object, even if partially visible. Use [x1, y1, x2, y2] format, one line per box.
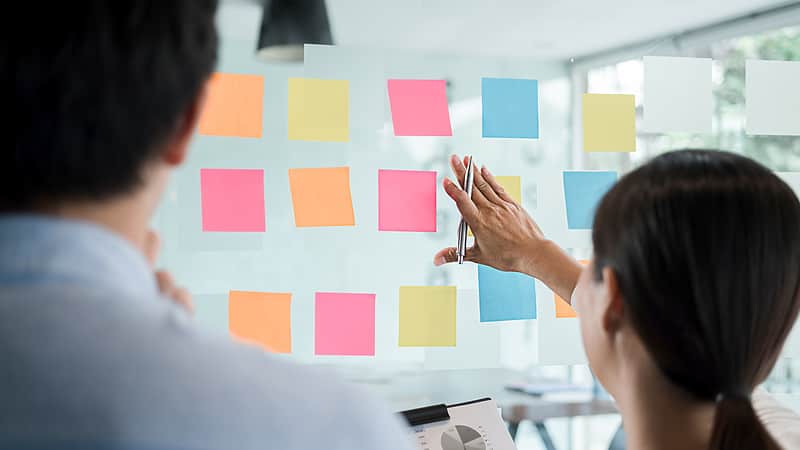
[457, 156, 474, 264]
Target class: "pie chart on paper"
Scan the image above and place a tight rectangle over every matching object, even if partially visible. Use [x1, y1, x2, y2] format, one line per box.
[440, 425, 487, 450]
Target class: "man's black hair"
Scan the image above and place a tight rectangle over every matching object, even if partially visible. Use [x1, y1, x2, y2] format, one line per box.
[8, 1, 218, 209]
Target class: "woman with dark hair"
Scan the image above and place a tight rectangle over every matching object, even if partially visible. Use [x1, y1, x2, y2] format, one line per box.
[435, 150, 800, 450]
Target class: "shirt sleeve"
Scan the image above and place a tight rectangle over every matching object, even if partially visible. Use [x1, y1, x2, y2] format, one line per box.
[753, 387, 800, 449]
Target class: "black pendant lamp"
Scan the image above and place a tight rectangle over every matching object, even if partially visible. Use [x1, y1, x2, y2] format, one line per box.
[257, 0, 333, 62]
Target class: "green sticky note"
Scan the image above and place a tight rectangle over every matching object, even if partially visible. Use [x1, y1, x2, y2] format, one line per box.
[398, 286, 456, 347]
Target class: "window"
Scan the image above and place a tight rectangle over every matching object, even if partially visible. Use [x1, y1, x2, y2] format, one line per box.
[583, 26, 800, 170]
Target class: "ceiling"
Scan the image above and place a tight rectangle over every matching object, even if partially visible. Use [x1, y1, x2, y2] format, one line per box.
[220, 0, 795, 60]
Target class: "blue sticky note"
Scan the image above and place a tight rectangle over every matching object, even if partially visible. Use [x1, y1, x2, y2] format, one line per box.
[482, 78, 539, 138]
[478, 264, 536, 322]
[563, 171, 618, 229]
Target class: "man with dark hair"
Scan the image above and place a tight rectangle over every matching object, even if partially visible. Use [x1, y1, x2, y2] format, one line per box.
[3, 2, 413, 449]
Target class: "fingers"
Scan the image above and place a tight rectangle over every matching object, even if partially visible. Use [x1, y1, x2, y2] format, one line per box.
[450, 154, 468, 187]
[443, 178, 480, 224]
[471, 162, 504, 206]
[451, 154, 491, 207]
[433, 246, 479, 266]
[155, 271, 194, 314]
[481, 166, 517, 204]
[143, 230, 160, 267]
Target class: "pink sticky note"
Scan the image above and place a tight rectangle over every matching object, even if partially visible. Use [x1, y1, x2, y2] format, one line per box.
[378, 169, 437, 232]
[200, 169, 265, 232]
[387, 79, 452, 136]
[314, 292, 375, 356]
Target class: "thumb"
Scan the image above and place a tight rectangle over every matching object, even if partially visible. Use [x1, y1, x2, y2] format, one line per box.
[433, 246, 480, 266]
[143, 230, 160, 268]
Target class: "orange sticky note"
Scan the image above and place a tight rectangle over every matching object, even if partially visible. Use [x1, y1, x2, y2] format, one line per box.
[198, 72, 264, 138]
[554, 260, 588, 318]
[288, 167, 355, 227]
[228, 291, 292, 353]
[554, 294, 577, 318]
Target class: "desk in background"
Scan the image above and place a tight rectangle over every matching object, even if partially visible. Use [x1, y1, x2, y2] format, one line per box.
[348, 368, 618, 450]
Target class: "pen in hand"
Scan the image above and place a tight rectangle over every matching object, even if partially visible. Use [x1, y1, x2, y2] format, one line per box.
[456, 155, 474, 264]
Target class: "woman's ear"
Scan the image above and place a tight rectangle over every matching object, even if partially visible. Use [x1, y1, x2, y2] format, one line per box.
[601, 267, 625, 334]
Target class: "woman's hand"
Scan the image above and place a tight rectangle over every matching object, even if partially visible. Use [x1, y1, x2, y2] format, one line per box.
[434, 155, 582, 301]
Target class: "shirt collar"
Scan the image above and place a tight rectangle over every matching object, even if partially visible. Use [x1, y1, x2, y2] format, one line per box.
[0, 214, 158, 300]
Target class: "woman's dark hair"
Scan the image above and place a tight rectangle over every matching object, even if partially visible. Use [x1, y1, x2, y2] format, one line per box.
[592, 149, 800, 450]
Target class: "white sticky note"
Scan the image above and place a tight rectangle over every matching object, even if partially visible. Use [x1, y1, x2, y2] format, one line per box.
[746, 60, 800, 136]
[643, 56, 712, 133]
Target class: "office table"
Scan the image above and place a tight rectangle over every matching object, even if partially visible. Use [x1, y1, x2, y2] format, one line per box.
[349, 368, 618, 450]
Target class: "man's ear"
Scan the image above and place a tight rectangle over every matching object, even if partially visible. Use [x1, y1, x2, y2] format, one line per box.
[162, 80, 209, 167]
[600, 267, 625, 334]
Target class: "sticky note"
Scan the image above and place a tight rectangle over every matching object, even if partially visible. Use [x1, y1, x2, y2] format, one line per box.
[481, 78, 539, 138]
[387, 79, 452, 136]
[494, 176, 522, 203]
[583, 94, 636, 152]
[288, 77, 349, 141]
[198, 72, 264, 138]
[563, 171, 617, 230]
[643, 56, 711, 133]
[378, 169, 437, 232]
[229, 291, 292, 353]
[554, 260, 587, 318]
[399, 286, 456, 347]
[314, 292, 375, 356]
[477, 265, 536, 322]
[554, 294, 577, 318]
[746, 60, 800, 136]
[200, 169, 265, 232]
[288, 167, 355, 227]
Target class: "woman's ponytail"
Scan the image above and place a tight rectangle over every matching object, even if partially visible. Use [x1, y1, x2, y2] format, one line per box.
[709, 392, 780, 450]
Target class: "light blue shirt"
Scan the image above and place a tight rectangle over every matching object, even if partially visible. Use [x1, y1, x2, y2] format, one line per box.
[0, 215, 414, 450]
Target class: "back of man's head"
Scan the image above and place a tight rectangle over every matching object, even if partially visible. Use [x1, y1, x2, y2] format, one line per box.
[9, 1, 218, 210]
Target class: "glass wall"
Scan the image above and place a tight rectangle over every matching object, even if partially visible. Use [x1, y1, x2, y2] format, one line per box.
[583, 26, 800, 169]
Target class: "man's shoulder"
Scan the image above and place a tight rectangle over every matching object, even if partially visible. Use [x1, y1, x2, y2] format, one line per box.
[0, 282, 414, 450]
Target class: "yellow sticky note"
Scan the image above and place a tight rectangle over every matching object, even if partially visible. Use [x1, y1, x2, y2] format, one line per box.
[583, 94, 636, 152]
[470, 175, 521, 236]
[399, 286, 456, 347]
[288, 77, 349, 142]
[494, 176, 521, 203]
